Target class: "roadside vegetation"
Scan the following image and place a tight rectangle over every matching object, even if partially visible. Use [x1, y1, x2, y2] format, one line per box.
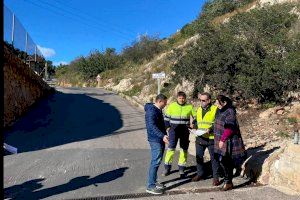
[55, 0, 300, 104]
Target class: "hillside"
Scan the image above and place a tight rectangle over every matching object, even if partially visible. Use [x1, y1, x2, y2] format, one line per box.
[94, 0, 299, 104]
[54, 0, 300, 193]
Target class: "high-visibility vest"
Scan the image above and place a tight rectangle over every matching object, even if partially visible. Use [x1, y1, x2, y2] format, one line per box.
[196, 104, 218, 139]
[164, 102, 195, 125]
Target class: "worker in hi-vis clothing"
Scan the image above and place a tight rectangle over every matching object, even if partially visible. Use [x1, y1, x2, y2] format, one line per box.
[163, 91, 196, 177]
[191, 92, 221, 186]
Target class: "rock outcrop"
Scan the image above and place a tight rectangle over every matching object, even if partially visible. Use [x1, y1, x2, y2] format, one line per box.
[258, 142, 300, 195]
[111, 78, 133, 92]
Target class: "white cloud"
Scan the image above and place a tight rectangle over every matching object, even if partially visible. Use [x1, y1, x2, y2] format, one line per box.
[37, 45, 56, 58]
[53, 61, 69, 66]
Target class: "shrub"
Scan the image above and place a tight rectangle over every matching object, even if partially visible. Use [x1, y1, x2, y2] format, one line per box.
[174, 3, 300, 102]
[121, 34, 165, 64]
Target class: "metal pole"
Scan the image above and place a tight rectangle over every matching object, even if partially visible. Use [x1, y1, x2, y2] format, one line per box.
[25, 32, 28, 53]
[11, 13, 15, 46]
[157, 78, 161, 94]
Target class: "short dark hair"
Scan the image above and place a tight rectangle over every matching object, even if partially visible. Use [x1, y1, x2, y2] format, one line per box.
[155, 94, 167, 102]
[177, 91, 186, 98]
[199, 92, 211, 100]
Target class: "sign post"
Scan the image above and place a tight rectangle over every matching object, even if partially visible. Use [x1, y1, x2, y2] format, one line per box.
[96, 75, 101, 88]
[152, 72, 166, 94]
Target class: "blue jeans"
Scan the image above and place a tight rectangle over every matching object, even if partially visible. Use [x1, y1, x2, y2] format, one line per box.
[147, 141, 165, 189]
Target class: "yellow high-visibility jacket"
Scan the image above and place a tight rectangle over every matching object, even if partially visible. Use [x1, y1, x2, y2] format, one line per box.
[196, 104, 218, 139]
[164, 102, 195, 127]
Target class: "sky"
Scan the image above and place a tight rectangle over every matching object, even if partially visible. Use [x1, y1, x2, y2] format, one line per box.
[4, 0, 206, 66]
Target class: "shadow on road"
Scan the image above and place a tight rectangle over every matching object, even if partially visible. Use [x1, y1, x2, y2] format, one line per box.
[4, 91, 123, 153]
[4, 167, 128, 200]
[161, 163, 211, 190]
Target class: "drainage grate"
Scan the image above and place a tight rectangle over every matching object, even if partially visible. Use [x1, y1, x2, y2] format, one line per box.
[70, 183, 261, 200]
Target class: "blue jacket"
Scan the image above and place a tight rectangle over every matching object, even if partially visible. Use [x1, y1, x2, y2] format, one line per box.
[144, 103, 167, 143]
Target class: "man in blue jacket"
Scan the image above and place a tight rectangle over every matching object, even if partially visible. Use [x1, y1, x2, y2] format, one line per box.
[145, 94, 169, 195]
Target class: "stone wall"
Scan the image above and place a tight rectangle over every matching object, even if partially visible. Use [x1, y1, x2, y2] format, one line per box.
[4, 45, 54, 128]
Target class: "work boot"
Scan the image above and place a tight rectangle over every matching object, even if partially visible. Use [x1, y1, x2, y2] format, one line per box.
[191, 175, 203, 182]
[212, 178, 221, 186]
[221, 183, 233, 191]
[179, 169, 186, 178]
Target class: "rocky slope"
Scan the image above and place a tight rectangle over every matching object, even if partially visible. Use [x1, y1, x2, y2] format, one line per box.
[4, 45, 54, 128]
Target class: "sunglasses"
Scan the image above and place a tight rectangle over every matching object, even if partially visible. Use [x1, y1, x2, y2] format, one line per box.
[200, 99, 208, 102]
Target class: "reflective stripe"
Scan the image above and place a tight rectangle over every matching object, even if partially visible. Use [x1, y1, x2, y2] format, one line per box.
[169, 120, 190, 124]
[165, 102, 195, 126]
[164, 117, 170, 121]
[169, 117, 189, 121]
[167, 115, 190, 119]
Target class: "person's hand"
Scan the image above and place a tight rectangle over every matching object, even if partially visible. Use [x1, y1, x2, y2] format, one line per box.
[190, 124, 195, 129]
[163, 135, 169, 144]
[218, 141, 224, 149]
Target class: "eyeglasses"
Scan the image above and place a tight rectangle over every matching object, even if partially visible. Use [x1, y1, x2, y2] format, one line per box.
[200, 99, 208, 102]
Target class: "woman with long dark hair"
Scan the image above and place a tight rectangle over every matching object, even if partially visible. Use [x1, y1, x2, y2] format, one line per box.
[214, 95, 247, 191]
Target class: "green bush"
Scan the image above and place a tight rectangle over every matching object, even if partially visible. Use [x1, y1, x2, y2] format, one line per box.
[121, 34, 165, 64]
[170, 0, 256, 41]
[174, 3, 300, 102]
[123, 85, 143, 96]
[55, 48, 123, 82]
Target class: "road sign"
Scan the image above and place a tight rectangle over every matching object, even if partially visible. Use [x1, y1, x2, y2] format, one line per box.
[152, 72, 165, 95]
[152, 72, 166, 79]
[96, 75, 101, 81]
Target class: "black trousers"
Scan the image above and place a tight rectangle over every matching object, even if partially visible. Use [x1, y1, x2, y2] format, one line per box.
[195, 136, 220, 179]
[219, 154, 233, 184]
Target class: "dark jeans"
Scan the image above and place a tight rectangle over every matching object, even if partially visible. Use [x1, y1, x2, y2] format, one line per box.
[219, 154, 233, 184]
[147, 141, 165, 189]
[195, 136, 219, 179]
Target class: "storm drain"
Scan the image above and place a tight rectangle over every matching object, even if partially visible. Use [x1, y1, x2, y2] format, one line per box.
[71, 183, 261, 200]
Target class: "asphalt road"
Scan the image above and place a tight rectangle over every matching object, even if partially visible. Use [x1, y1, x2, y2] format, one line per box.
[4, 87, 299, 200]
